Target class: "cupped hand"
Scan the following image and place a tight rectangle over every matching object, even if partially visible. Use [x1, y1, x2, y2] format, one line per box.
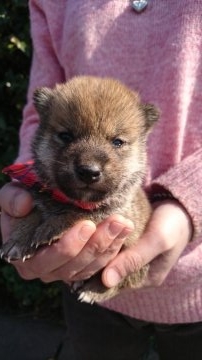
[1, 183, 193, 291]
[102, 200, 193, 289]
[0, 182, 134, 283]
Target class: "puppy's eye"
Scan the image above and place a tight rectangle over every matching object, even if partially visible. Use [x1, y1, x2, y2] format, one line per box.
[112, 138, 125, 148]
[58, 132, 74, 143]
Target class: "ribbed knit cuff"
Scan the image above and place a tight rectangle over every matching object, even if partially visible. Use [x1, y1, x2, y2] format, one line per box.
[150, 149, 202, 238]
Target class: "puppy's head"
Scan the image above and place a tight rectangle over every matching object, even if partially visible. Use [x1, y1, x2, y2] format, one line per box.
[32, 76, 159, 202]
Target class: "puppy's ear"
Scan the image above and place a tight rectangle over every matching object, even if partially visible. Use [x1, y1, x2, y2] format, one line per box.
[142, 103, 160, 132]
[33, 87, 53, 121]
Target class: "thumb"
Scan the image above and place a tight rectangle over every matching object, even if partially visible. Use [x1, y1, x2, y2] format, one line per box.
[102, 233, 158, 288]
[0, 182, 33, 217]
[101, 208, 165, 288]
[102, 201, 192, 288]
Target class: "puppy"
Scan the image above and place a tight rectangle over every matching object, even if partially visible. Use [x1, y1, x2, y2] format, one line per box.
[1, 76, 159, 303]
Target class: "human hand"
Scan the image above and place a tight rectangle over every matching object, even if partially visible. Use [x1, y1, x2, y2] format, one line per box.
[0, 182, 34, 242]
[1, 184, 191, 291]
[0, 183, 134, 283]
[102, 200, 193, 288]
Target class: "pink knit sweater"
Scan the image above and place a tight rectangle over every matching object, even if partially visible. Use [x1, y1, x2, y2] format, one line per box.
[18, 0, 202, 324]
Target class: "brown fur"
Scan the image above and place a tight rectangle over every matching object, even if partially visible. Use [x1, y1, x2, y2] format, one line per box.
[1, 76, 159, 303]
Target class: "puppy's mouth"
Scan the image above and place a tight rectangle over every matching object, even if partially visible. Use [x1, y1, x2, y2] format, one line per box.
[64, 185, 109, 203]
[55, 168, 116, 203]
[56, 177, 111, 202]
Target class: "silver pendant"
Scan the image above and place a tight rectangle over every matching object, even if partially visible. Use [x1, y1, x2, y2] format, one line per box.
[131, 0, 148, 13]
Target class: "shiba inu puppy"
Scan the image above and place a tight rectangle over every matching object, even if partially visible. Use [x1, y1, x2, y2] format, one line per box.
[1, 76, 159, 302]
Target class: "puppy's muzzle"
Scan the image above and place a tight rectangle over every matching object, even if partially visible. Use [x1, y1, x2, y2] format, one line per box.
[76, 164, 102, 184]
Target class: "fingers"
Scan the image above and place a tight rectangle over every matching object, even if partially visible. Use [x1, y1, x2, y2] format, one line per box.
[13, 215, 134, 283]
[102, 232, 159, 287]
[14, 220, 97, 280]
[8, 198, 192, 292]
[102, 201, 192, 288]
[101, 215, 171, 287]
[0, 183, 33, 241]
[50, 221, 134, 283]
[0, 182, 33, 217]
[65, 216, 134, 280]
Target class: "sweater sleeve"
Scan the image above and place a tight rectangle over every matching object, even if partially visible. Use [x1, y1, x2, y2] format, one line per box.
[150, 148, 202, 238]
[17, 0, 65, 162]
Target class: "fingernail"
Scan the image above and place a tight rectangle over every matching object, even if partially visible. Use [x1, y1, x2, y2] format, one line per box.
[108, 220, 134, 239]
[79, 224, 95, 242]
[105, 268, 121, 287]
[108, 221, 124, 237]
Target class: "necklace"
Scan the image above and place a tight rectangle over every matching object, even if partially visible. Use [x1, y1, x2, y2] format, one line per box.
[131, 0, 149, 13]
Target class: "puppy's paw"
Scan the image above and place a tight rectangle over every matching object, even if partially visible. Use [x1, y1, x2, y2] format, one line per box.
[31, 221, 65, 249]
[0, 238, 35, 262]
[72, 273, 119, 304]
[72, 267, 149, 304]
[78, 287, 118, 304]
[0, 209, 43, 262]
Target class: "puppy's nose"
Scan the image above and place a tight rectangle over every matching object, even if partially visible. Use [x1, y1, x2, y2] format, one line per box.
[76, 164, 102, 184]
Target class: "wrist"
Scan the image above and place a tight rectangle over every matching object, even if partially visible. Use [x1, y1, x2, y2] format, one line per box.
[154, 199, 194, 243]
[148, 185, 193, 241]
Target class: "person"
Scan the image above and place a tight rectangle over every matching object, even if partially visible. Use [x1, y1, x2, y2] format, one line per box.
[0, 1, 202, 359]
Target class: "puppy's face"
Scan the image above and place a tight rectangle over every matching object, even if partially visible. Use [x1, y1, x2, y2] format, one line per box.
[32, 76, 158, 202]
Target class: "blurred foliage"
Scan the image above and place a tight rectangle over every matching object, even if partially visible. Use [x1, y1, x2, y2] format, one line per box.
[0, 0, 31, 181]
[0, 265, 63, 322]
[0, 1, 62, 321]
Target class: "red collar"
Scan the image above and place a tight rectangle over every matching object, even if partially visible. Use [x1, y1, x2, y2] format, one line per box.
[2, 161, 102, 211]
